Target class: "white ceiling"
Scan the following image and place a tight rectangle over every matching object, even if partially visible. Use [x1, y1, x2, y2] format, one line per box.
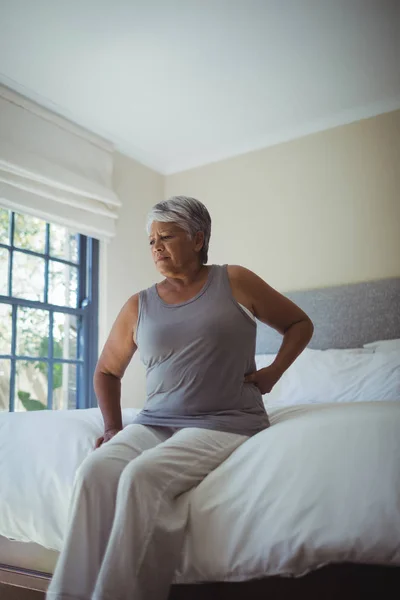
[0, 0, 399, 174]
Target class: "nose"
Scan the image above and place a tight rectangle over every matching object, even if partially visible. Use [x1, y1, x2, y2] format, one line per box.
[153, 238, 164, 253]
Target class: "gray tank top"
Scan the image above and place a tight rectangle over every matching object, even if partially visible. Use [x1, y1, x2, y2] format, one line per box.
[133, 264, 270, 436]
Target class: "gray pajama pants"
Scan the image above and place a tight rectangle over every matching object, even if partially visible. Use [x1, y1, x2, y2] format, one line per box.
[46, 424, 248, 600]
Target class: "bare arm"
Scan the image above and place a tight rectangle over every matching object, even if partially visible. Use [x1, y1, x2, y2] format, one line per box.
[228, 266, 314, 387]
[93, 294, 139, 439]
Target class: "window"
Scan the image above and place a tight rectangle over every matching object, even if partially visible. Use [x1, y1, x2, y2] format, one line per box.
[0, 208, 99, 412]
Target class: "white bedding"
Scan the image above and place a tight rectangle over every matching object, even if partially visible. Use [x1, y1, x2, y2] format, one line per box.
[255, 348, 400, 406]
[1, 402, 399, 582]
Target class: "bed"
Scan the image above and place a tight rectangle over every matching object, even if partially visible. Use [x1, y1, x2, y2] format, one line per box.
[1, 276, 400, 599]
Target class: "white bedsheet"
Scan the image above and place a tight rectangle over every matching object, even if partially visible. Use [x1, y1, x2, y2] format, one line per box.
[1, 402, 399, 581]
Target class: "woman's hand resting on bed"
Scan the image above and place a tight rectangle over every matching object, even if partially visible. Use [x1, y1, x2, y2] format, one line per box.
[244, 364, 283, 395]
[95, 428, 122, 449]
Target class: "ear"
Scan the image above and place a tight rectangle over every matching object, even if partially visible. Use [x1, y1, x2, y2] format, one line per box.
[193, 231, 204, 252]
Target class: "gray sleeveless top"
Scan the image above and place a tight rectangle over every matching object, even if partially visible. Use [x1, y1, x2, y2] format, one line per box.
[132, 264, 270, 436]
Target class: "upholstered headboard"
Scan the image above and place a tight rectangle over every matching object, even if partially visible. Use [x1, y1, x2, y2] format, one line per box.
[256, 277, 400, 354]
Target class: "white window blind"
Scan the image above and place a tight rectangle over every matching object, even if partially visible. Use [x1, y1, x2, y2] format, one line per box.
[0, 85, 120, 241]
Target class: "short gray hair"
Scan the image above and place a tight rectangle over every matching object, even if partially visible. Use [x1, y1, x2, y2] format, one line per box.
[146, 196, 212, 264]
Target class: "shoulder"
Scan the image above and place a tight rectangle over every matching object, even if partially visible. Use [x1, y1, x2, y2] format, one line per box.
[118, 292, 140, 321]
[226, 264, 260, 286]
[226, 264, 253, 277]
[121, 280, 160, 319]
[127, 292, 140, 309]
[225, 265, 268, 307]
[226, 264, 277, 302]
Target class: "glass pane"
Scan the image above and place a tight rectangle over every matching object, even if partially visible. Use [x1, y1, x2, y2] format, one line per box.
[16, 307, 49, 357]
[49, 224, 79, 263]
[0, 303, 12, 354]
[53, 362, 77, 410]
[53, 313, 78, 359]
[48, 261, 78, 307]
[15, 360, 48, 411]
[0, 208, 10, 244]
[14, 212, 46, 253]
[0, 247, 9, 295]
[12, 251, 45, 302]
[0, 359, 10, 411]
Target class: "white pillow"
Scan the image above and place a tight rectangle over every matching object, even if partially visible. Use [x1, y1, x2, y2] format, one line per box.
[363, 338, 400, 352]
[255, 347, 400, 406]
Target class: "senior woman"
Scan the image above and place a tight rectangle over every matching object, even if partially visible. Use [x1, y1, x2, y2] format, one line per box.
[47, 196, 313, 600]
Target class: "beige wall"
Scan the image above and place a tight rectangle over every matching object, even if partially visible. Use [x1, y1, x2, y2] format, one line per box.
[165, 110, 400, 292]
[100, 151, 163, 408]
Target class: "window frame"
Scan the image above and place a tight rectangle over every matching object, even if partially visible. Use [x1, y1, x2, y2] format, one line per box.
[0, 210, 99, 411]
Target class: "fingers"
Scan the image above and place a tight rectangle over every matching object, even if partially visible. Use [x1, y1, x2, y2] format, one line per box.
[94, 437, 104, 449]
[244, 372, 257, 384]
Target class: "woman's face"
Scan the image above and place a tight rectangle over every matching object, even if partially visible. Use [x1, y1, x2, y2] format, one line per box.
[149, 221, 203, 274]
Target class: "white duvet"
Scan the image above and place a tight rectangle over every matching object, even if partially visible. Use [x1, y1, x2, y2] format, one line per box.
[0, 401, 399, 581]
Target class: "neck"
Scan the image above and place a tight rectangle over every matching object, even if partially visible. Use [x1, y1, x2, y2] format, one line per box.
[164, 262, 207, 290]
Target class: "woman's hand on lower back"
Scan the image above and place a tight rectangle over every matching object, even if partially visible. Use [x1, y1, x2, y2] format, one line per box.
[244, 364, 283, 395]
[94, 428, 122, 449]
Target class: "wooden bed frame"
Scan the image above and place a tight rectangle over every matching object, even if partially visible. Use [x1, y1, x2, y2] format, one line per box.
[1, 276, 400, 598]
[170, 565, 400, 599]
[1, 561, 400, 599]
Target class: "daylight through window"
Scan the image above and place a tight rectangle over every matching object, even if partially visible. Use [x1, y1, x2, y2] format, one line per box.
[0, 208, 99, 412]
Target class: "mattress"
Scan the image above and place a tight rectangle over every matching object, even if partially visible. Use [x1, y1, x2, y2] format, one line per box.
[1, 402, 399, 582]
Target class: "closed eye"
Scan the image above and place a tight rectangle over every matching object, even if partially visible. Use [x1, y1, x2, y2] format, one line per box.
[149, 235, 173, 246]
